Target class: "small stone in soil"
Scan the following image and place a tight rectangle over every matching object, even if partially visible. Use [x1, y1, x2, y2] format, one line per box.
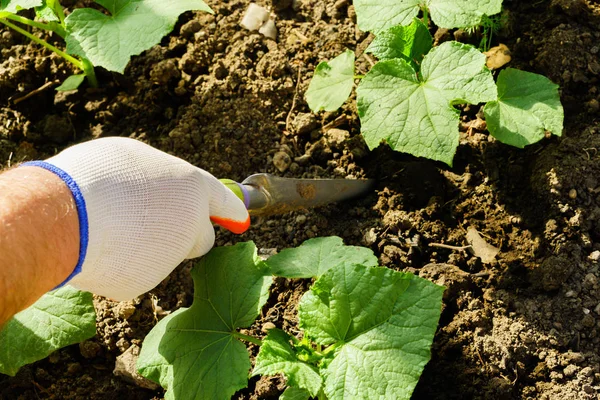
[292, 113, 318, 135]
[240, 3, 270, 31]
[262, 322, 276, 333]
[273, 151, 292, 172]
[114, 345, 159, 390]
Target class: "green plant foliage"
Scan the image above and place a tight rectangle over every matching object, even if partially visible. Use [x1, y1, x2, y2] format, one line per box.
[0, 286, 96, 376]
[280, 386, 311, 400]
[305, 49, 355, 112]
[56, 74, 85, 91]
[484, 68, 563, 148]
[254, 263, 445, 400]
[0, 0, 42, 13]
[264, 236, 378, 279]
[65, 0, 213, 73]
[137, 242, 273, 400]
[35, 2, 59, 21]
[354, 0, 503, 32]
[314, 265, 443, 400]
[252, 329, 322, 397]
[357, 41, 497, 165]
[366, 18, 432, 68]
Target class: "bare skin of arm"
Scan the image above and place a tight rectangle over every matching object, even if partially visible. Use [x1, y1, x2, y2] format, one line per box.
[0, 167, 79, 327]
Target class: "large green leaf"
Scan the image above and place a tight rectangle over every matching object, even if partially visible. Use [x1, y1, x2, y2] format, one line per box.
[305, 50, 355, 112]
[354, 0, 502, 32]
[0, 286, 96, 376]
[299, 264, 444, 400]
[0, 0, 42, 12]
[366, 18, 432, 68]
[137, 242, 273, 400]
[484, 68, 563, 148]
[65, 0, 213, 73]
[357, 41, 496, 165]
[265, 236, 378, 279]
[252, 329, 322, 397]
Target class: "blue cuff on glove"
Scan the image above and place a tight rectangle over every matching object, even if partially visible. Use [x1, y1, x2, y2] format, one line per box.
[21, 161, 89, 288]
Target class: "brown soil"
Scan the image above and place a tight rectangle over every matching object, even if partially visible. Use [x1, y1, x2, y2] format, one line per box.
[1, 0, 600, 399]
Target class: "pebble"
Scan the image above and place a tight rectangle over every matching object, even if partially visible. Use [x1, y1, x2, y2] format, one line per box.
[292, 113, 318, 135]
[262, 322, 276, 333]
[324, 128, 350, 148]
[240, 3, 269, 31]
[273, 151, 292, 172]
[296, 214, 307, 224]
[114, 345, 159, 390]
[568, 188, 577, 199]
[259, 20, 277, 40]
[590, 250, 600, 261]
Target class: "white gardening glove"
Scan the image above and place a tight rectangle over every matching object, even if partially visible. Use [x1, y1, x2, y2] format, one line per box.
[23, 137, 250, 301]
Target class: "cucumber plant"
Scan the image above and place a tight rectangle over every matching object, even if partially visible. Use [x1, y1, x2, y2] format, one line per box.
[0, 0, 212, 90]
[0, 286, 96, 376]
[136, 237, 444, 400]
[305, 1, 564, 165]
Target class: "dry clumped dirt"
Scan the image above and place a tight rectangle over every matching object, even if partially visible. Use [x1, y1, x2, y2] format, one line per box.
[1, 0, 600, 399]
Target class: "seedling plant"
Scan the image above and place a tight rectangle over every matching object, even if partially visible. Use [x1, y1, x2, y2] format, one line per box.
[305, 0, 564, 165]
[0, 0, 212, 90]
[136, 237, 444, 400]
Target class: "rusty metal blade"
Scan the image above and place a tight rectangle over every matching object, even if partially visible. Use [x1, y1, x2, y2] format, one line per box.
[241, 173, 375, 216]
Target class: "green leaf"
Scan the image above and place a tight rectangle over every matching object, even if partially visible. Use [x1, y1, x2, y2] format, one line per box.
[0, 0, 42, 12]
[0, 286, 96, 376]
[366, 18, 432, 68]
[299, 264, 410, 345]
[65, 0, 213, 73]
[299, 264, 444, 400]
[305, 50, 355, 112]
[354, 0, 502, 32]
[56, 74, 85, 91]
[137, 242, 273, 400]
[35, 1, 59, 21]
[280, 386, 311, 400]
[429, 0, 503, 30]
[357, 41, 497, 165]
[353, 0, 420, 32]
[252, 329, 322, 397]
[484, 68, 564, 148]
[265, 236, 378, 279]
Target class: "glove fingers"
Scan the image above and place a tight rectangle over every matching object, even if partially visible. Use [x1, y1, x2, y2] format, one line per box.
[201, 171, 251, 234]
[187, 220, 216, 259]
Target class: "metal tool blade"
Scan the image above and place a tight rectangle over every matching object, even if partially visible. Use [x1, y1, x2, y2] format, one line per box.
[240, 173, 375, 216]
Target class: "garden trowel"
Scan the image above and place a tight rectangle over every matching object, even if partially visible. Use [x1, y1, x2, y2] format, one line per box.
[221, 174, 375, 216]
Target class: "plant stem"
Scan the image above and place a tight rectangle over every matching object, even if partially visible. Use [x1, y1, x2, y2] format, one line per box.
[49, 0, 66, 27]
[3, 14, 57, 34]
[322, 342, 340, 356]
[0, 18, 83, 70]
[354, 74, 364, 79]
[422, 7, 429, 27]
[80, 57, 98, 87]
[233, 332, 263, 346]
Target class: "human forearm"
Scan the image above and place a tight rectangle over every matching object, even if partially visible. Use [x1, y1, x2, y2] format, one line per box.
[0, 167, 79, 327]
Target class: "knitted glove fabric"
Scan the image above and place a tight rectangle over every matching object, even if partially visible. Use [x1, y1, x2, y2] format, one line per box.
[24, 137, 250, 301]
